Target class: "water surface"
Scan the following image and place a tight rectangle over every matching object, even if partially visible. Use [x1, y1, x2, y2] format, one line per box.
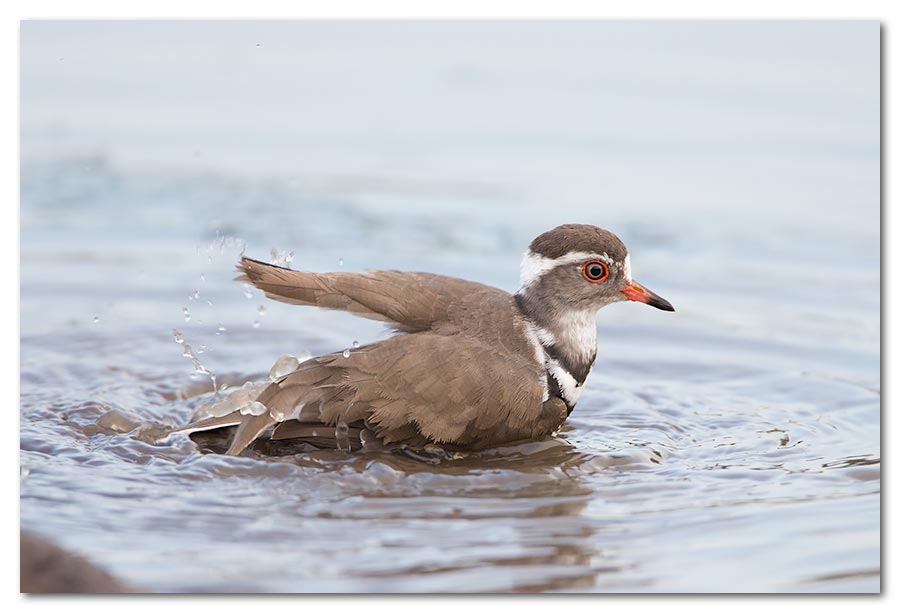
[20, 21, 879, 592]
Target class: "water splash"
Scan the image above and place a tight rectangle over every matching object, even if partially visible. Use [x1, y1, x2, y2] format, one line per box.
[193, 381, 268, 419]
[180, 342, 217, 396]
[269, 354, 301, 380]
[201, 233, 248, 265]
[252, 305, 267, 329]
[269, 248, 295, 268]
[240, 401, 267, 416]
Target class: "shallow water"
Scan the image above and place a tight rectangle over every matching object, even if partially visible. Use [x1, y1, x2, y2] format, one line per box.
[20, 21, 879, 592]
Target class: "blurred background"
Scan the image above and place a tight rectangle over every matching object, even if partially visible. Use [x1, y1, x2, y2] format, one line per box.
[20, 21, 880, 592]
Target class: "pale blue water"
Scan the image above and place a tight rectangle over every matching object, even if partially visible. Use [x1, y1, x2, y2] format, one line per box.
[19, 21, 880, 592]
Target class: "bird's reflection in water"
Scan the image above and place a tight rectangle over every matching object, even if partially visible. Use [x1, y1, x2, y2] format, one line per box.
[187, 427, 644, 592]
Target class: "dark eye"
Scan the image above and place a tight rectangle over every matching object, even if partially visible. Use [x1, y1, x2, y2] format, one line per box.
[581, 260, 609, 283]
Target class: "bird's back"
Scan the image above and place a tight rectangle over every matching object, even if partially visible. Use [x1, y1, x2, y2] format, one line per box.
[175, 259, 555, 455]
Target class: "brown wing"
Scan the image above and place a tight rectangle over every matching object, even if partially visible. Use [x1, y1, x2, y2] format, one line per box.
[236, 257, 507, 332]
[179, 257, 564, 454]
[212, 331, 564, 455]
[352, 334, 566, 448]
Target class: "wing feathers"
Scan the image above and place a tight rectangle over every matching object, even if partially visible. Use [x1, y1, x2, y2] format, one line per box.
[235, 257, 506, 332]
[171, 259, 560, 455]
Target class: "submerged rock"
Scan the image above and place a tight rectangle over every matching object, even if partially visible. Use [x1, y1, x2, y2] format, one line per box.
[20, 531, 140, 593]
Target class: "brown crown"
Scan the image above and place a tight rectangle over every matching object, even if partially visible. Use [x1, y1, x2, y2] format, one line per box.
[529, 224, 628, 261]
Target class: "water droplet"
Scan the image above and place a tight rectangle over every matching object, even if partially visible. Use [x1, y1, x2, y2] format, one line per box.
[219, 383, 229, 392]
[172, 329, 184, 344]
[269, 354, 300, 380]
[342, 349, 350, 358]
[252, 320, 261, 328]
[206, 300, 213, 307]
[255, 43, 261, 48]
[352, 340, 360, 348]
[189, 289, 200, 301]
[216, 323, 226, 335]
[269, 248, 296, 268]
[183, 344, 193, 357]
[269, 407, 287, 422]
[20, 466, 30, 478]
[338, 258, 344, 267]
[200, 273, 205, 282]
[183, 306, 191, 322]
[243, 284, 254, 299]
[92, 316, 100, 324]
[197, 345, 206, 354]
[257, 305, 267, 316]
[241, 401, 267, 416]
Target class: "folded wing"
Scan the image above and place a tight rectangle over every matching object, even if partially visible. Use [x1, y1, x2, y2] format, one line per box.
[178, 332, 562, 455]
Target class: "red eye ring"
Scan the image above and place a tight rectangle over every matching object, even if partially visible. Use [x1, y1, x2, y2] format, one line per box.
[581, 260, 609, 283]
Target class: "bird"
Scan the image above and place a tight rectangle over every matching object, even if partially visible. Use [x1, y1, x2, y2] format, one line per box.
[172, 224, 674, 456]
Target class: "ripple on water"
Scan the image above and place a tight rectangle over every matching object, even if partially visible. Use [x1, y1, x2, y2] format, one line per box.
[19, 156, 879, 591]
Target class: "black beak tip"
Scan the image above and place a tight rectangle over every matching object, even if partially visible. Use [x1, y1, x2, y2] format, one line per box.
[650, 297, 675, 312]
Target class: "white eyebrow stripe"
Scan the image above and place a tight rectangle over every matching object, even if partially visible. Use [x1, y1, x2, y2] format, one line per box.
[623, 254, 632, 283]
[517, 250, 614, 291]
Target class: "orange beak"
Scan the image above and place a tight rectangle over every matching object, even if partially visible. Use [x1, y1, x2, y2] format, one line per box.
[622, 280, 675, 312]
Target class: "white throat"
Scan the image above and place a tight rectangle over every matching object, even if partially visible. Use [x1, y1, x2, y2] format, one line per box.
[523, 316, 595, 407]
[550, 309, 598, 363]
